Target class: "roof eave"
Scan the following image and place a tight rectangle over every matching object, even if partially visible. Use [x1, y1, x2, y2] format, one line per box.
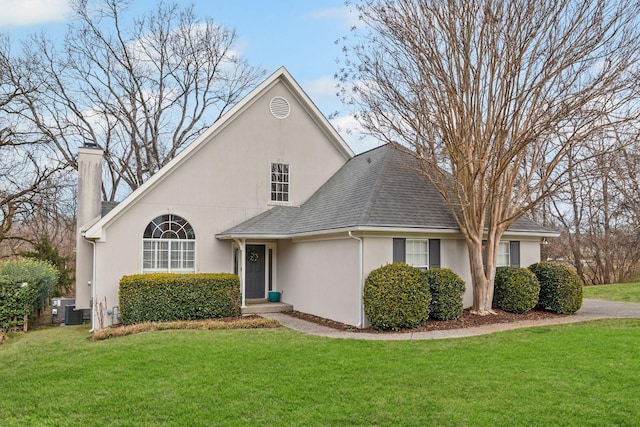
[216, 225, 558, 241]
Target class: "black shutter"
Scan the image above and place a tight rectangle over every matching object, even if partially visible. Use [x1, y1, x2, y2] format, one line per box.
[510, 241, 521, 267]
[429, 239, 441, 268]
[393, 238, 406, 263]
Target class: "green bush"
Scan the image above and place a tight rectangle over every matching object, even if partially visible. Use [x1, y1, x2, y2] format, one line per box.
[493, 267, 540, 314]
[363, 263, 431, 330]
[423, 268, 465, 320]
[0, 258, 59, 331]
[529, 262, 584, 314]
[119, 273, 241, 325]
[21, 235, 74, 297]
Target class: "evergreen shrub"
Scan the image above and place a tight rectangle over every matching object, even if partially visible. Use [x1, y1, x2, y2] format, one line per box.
[424, 268, 465, 320]
[363, 263, 431, 330]
[119, 273, 241, 325]
[529, 262, 583, 314]
[0, 258, 59, 331]
[493, 267, 540, 314]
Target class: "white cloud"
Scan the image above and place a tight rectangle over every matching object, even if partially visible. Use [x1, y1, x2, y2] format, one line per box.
[330, 114, 382, 155]
[305, 6, 360, 28]
[303, 76, 340, 106]
[0, 0, 72, 26]
[302, 76, 382, 154]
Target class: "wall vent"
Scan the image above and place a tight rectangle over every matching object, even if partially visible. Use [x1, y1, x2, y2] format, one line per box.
[269, 96, 290, 119]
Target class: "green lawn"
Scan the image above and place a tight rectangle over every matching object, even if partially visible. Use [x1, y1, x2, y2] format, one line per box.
[584, 282, 640, 303]
[1, 320, 639, 426]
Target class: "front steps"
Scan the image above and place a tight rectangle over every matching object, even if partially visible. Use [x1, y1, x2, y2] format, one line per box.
[242, 301, 293, 315]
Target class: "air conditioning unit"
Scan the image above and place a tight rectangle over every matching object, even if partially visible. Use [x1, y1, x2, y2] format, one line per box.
[51, 298, 75, 324]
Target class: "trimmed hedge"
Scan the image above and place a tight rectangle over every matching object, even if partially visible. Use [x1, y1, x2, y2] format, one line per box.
[529, 262, 583, 314]
[424, 268, 465, 320]
[119, 273, 241, 325]
[0, 258, 59, 332]
[493, 267, 540, 314]
[363, 263, 431, 331]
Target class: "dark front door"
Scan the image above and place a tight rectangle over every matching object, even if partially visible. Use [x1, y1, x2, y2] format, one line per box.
[245, 245, 266, 299]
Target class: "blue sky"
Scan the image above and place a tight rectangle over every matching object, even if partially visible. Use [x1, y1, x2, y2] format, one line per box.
[0, 0, 377, 153]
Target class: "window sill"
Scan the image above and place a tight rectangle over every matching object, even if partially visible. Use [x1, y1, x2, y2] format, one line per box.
[268, 201, 291, 207]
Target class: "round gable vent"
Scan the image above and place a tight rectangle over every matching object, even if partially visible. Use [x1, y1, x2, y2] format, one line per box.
[270, 96, 290, 119]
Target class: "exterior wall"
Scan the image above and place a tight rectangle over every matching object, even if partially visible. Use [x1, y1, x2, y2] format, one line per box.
[518, 239, 542, 267]
[75, 147, 103, 310]
[90, 80, 349, 326]
[358, 236, 544, 310]
[440, 239, 474, 307]
[277, 238, 361, 326]
[361, 236, 475, 308]
[362, 236, 392, 275]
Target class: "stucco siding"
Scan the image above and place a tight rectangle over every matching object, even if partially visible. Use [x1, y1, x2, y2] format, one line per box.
[278, 239, 361, 326]
[518, 239, 542, 267]
[440, 239, 474, 307]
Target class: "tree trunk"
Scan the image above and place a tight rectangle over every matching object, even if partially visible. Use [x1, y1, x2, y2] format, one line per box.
[467, 238, 496, 315]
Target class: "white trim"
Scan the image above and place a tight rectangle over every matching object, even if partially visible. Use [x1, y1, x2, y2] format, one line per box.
[269, 161, 291, 205]
[265, 243, 277, 294]
[348, 231, 364, 328]
[406, 238, 429, 269]
[233, 239, 247, 308]
[142, 238, 196, 273]
[216, 225, 559, 241]
[497, 241, 511, 267]
[84, 67, 353, 240]
[88, 239, 97, 332]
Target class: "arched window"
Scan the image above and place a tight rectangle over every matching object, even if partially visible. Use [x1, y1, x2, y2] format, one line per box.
[142, 214, 195, 272]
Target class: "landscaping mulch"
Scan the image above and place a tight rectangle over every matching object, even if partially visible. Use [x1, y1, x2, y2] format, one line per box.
[285, 308, 566, 333]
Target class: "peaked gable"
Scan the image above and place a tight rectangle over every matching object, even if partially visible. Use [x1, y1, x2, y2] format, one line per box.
[84, 67, 353, 240]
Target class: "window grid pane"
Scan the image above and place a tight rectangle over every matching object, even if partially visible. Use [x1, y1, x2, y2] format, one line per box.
[143, 239, 194, 272]
[271, 163, 290, 202]
[406, 239, 429, 268]
[143, 215, 195, 273]
[497, 241, 510, 267]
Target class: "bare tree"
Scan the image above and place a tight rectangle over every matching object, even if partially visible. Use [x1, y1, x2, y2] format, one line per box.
[12, 0, 264, 200]
[1, 35, 70, 249]
[339, 0, 640, 314]
[532, 120, 640, 286]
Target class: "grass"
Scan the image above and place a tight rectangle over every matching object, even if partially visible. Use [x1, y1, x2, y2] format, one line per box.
[1, 320, 639, 426]
[584, 282, 640, 303]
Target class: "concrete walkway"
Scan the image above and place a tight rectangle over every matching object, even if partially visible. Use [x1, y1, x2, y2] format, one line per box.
[258, 299, 640, 341]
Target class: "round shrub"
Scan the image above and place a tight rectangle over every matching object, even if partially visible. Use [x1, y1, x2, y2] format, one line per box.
[423, 268, 465, 320]
[493, 267, 540, 314]
[363, 263, 431, 330]
[529, 262, 583, 314]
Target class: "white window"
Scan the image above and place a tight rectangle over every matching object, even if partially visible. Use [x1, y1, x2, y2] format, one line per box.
[143, 214, 195, 273]
[497, 241, 510, 267]
[406, 239, 429, 269]
[271, 163, 289, 202]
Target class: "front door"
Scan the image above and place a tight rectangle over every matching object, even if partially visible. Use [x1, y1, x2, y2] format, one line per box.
[245, 245, 266, 299]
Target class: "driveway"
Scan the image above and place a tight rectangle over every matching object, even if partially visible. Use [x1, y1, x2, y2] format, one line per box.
[259, 299, 640, 341]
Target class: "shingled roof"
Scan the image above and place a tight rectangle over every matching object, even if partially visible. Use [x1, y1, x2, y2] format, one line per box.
[217, 144, 550, 238]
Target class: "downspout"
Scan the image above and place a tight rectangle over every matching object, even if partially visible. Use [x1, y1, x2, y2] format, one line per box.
[82, 232, 97, 332]
[233, 238, 247, 308]
[348, 231, 364, 328]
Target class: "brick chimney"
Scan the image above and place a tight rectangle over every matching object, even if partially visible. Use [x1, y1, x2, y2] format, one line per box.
[75, 144, 103, 310]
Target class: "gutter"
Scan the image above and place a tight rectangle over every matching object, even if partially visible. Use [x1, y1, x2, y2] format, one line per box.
[81, 231, 97, 333]
[348, 231, 364, 328]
